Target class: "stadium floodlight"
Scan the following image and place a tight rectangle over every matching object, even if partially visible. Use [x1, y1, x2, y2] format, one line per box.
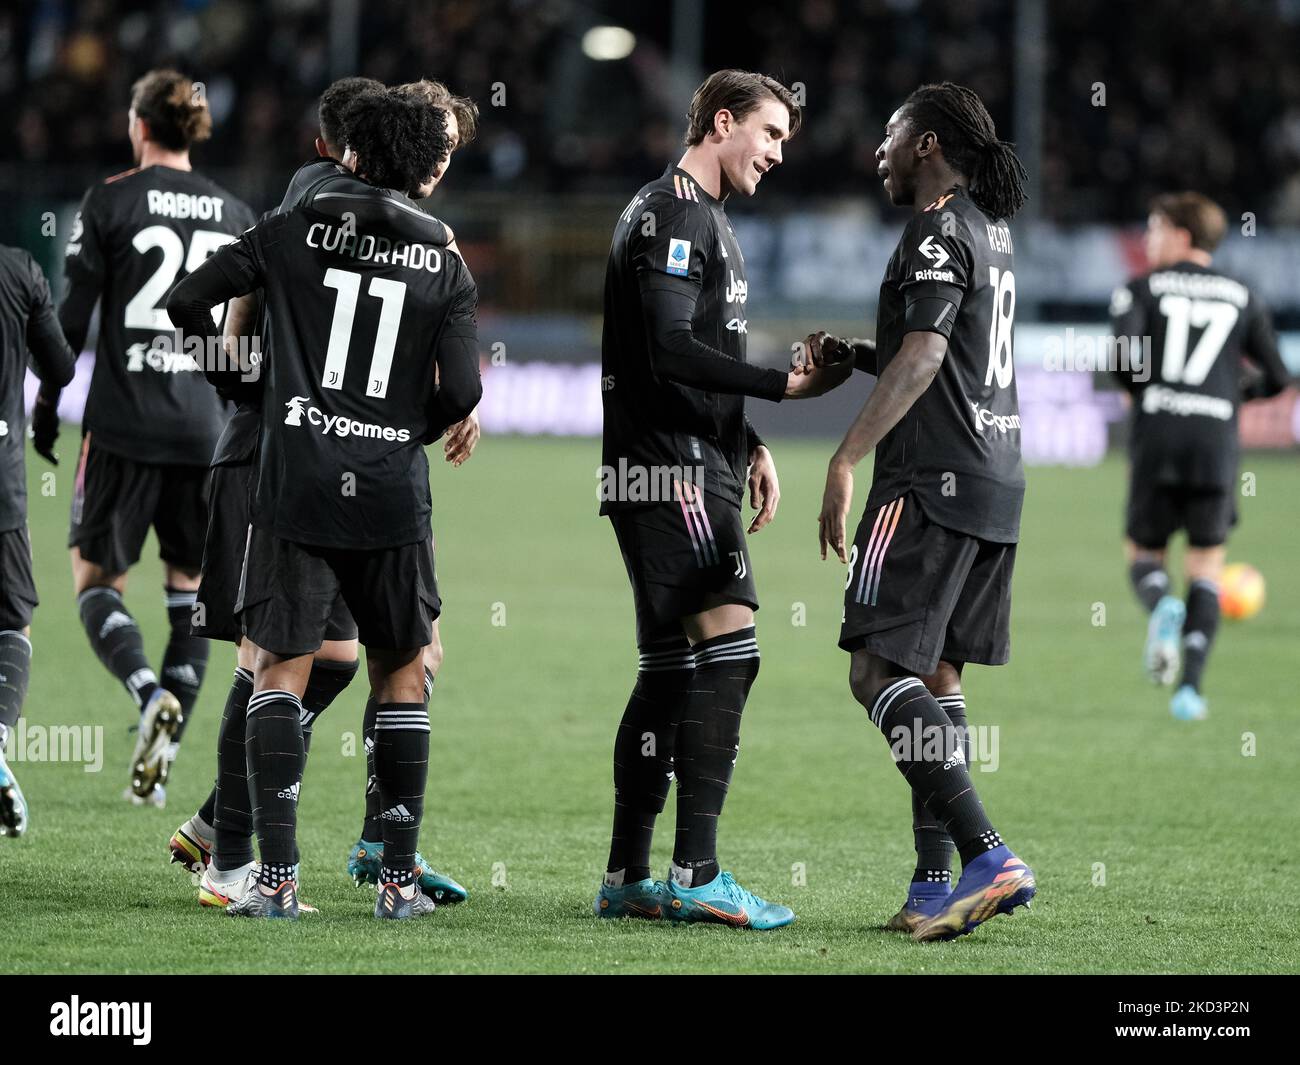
[582, 25, 635, 60]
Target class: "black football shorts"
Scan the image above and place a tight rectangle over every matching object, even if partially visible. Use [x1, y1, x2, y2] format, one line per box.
[0, 525, 39, 631]
[1126, 480, 1236, 550]
[839, 493, 1015, 674]
[68, 433, 208, 575]
[608, 485, 758, 646]
[193, 462, 358, 643]
[237, 526, 438, 656]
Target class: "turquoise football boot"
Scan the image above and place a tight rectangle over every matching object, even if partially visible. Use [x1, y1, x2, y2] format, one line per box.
[347, 838, 468, 904]
[1144, 595, 1185, 685]
[593, 878, 667, 920]
[665, 870, 795, 930]
[1171, 684, 1208, 721]
[0, 744, 28, 837]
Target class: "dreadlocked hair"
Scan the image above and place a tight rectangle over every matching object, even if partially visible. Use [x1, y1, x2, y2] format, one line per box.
[901, 82, 1029, 220]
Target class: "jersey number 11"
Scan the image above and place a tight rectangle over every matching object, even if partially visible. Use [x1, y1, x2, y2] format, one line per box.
[321, 267, 407, 399]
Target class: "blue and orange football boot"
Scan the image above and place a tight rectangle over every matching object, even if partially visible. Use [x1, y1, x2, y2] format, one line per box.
[665, 870, 795, 930]
[912, 846, 1035, 942]
[884, 882, 953, 933]
[593, 878, 666, 920]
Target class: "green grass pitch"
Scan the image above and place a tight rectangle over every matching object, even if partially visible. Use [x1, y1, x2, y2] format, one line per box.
[1, 438, 1296, 973]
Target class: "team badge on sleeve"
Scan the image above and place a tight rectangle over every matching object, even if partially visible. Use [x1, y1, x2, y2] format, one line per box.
[666, 238, 691, 276]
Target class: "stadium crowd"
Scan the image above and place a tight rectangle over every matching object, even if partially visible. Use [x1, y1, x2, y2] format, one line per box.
[3, 0, 1300, 223]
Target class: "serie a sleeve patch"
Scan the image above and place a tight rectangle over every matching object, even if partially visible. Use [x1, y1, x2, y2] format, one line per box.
[665, 237, 691, 276]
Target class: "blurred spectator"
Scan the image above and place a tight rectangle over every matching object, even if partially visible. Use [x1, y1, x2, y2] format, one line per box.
[0, 0, 1297, 224]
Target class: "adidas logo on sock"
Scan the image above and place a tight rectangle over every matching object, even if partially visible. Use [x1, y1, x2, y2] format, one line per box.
[942, 745, 967, 771]
[276, 782, 301, 802]
[99, 611, 135, 638]
[381, 803, 415, 822]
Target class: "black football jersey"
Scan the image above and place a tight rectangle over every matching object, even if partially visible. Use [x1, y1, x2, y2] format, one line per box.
[208, 157, 384, 470]
[1110, 261, 1286, 489]
[600, 165, 779, 514]
[867, 185, 1024, 544]
[60, 165, 256, 465]
[200, 171, 476, 550]
[0, 246, 78, 530]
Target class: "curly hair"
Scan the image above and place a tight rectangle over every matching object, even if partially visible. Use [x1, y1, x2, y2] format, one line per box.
[318, 76, 384, 156]
[131, 69, 211, 150]
[900, 82, 1029, 221]
[395, 78, 478, 148]
[341, 88, 449, 195]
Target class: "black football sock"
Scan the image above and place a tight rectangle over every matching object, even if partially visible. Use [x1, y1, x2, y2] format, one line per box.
[212, 667, 255, 871]
[300, 658, 359, 762]
[1129, 559, 1170, 614]
[360, 694, 382, 841]
[372, 702, 430, 873]
[908, 692, 971, 885]
[910, 796, 953, 886]
[868, 677, 1001, 868]
[606, 636, 691, 884]
[246, 688, 304, 870]
[671, 627, 760, 888]
[358, 666, 432, 847]
[0, 630, 32, 735]
[77, 587, 157, 707]
[161, 586, 209, 745]
[1180, 579, 1221, 693]
[258, 861, 296, 891]
[360, 671, 433, 844]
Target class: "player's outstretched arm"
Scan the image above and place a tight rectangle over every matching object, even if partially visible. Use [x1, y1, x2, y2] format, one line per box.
[165, 241, 262, 397]
[639, 274, 790, 400]
[818, 330, 947, 561]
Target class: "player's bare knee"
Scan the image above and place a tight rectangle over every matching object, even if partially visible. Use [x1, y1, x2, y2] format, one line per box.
[366, 647, 424, 703]
[163, 565, 201, 592]
[848, 651, 888, 709]
[922, 660, 962, 697]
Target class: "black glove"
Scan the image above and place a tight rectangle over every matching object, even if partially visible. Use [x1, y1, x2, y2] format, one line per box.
[30, 390, 60, 465]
